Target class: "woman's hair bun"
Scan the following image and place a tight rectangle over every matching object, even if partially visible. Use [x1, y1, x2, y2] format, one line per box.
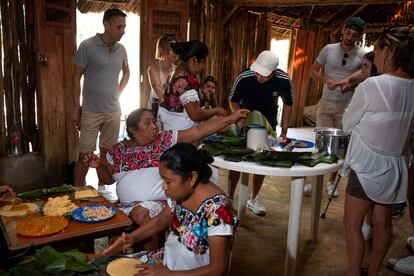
[199, 149, 214, 164]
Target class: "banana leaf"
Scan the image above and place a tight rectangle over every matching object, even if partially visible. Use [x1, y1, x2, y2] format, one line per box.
[202, 144, 224, 156]
[47, 184, 75, 195]
[243, 110, 277, 137]
[260, 160, 293, 168]
[224, 156, 242, 162]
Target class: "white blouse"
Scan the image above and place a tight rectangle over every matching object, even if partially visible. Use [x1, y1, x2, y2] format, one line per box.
[342, 74, 414, 204]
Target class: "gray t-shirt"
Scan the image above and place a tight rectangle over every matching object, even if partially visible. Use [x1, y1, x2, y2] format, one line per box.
[316, 42, 365, 102]
[74, 33, 128, 112]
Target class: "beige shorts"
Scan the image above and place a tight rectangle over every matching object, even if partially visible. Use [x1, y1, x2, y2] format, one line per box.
[79, 111, 121, 153]
[316, 98, 350, 129]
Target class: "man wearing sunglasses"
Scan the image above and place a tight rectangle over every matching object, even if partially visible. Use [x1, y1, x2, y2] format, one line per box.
[309, 17, 366, 197]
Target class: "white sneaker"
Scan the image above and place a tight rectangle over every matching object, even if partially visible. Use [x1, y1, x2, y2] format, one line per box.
[387, 256, 414, 275]
[361, 222, 373, 241]
[303, 184, 312, 197]
[326, 181, 339, 197]
[407, 237, 414, 254]
[246, 197, 266, 216]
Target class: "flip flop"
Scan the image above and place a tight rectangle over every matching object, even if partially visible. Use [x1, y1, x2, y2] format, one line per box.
[387, 256, 414, 275]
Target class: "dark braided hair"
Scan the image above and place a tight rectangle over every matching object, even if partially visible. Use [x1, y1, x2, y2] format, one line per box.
[160, 143, 213, 183]
[375, 27, 414, 77]
[171, 40, 208, 62]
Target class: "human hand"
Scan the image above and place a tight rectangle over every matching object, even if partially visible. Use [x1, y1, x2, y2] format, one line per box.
[216, 107, 229, 117]
[82, 153, 100, 168]
[103, 232, 135, 255]
[325, 79, 337, 90]
[71, 109, 81, 130]
[0, 185, 16, 197]
[137, 258, 170, 276]
[231, 109, 249, 125]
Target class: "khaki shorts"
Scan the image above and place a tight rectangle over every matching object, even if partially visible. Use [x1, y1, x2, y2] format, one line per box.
[316, 98, 350, 129]
[79, 111, 121, 153]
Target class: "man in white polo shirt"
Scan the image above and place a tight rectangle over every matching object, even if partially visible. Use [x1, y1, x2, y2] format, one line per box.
[71, 9, 130, 186]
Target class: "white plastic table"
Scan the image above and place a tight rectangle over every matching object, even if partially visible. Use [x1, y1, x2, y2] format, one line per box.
[212, 127, 343, 276]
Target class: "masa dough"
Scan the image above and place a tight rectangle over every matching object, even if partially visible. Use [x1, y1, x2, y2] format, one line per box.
[75, 189, 99, 199]
[43, 195, 77, 216]
[106, 258, 144, 276]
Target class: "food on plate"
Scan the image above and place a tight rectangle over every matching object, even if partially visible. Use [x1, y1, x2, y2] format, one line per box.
[0, 203, 38, 217]
[16, 216, 68, 236]
[82, 205, 113, 220]
[106, 258, 144, 276]
[294, 142, 307, 147]
[43, 195, 78, 216]
[75, 189, 99, 199]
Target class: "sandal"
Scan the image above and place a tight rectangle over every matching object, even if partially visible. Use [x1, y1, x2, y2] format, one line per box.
[387, 256, 414, 275]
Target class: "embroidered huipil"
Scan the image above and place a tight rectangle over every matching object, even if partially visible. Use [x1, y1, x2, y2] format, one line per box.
[158, 73, 201, 131]
[106, 130, 178, 204]
[150, 194, 238, 270]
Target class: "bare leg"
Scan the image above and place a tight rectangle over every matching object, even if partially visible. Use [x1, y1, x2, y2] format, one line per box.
[98, 147, 112, 185]
[368, 203, 392, 275]
[227, 170, 240, 199]
[252, 174, 265, 199]
[328, 171, 337, 182]
[129, 206, 160, 251]
[408, 164, 414, 226]
[74, 152, 90, 187]
[343, 193, 372, 276]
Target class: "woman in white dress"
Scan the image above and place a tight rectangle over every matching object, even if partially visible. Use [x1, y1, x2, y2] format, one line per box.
[342, 27, 414, 275]
[104, 143, 238, 275]
[158, 40, 228, 131]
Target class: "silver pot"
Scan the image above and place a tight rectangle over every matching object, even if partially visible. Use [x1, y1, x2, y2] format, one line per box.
[314, 128, 351, 158]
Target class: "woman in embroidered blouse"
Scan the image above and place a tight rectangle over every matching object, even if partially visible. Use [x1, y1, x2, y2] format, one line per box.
[342, 27, 414, 275]
[158, 40, 228, 131]
[103, 143, 237, 275]
[147, 34, 178, 116]
[84, 107, 247, 250]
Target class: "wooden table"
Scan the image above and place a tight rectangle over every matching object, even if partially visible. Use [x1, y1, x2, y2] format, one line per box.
[212, 127, 344, 276]
[0, 196, 133, 252]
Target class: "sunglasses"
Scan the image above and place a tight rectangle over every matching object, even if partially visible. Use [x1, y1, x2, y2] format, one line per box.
[341, 53, 349, 66]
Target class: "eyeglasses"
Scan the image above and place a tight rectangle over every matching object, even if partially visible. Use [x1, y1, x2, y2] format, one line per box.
[341, 52, 349, 66]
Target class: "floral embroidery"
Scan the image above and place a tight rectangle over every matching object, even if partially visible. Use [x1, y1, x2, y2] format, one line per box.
[160, 73, 200, 112]
[169, 194, 238, 255]
[110, 131, 173, 174]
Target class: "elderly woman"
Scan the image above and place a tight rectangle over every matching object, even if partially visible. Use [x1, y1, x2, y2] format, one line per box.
[84, 107, 247, 249]
[147, 34, 178, 116]
[342, 27, 414, 275]
[158, 40, 228, 131]
[103, 143, 238, 276]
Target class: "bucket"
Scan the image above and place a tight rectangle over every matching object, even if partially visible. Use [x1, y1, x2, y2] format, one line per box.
[314, 128, 351, 158]
[247, 127, 268, 151]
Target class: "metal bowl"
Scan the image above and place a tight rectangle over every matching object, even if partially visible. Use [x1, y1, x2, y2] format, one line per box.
[314, 127, 351, 158]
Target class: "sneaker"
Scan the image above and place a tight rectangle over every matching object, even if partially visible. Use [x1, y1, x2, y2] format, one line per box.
[303, 184, 312, 197]
[392, 202, 407, 218]
[362, 222, 373, 241]
[326, 181, 339, 197]
[407, 237, 414, 254]
[246, 197, 266, 216]
[387, 256, 414, 275]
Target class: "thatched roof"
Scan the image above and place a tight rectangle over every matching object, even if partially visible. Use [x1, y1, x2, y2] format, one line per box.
[77, 0, 141, 14]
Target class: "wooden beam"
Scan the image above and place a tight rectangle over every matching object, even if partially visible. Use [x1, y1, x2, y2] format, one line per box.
[332, 4, 368, 35]
[227, 0, 402, 7]
[323, 5, 346, 24]
[222, 5, 239, 26]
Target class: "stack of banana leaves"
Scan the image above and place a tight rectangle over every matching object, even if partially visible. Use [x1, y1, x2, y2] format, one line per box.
[17, 184, 75, 200]
[202, 135, 337, 168]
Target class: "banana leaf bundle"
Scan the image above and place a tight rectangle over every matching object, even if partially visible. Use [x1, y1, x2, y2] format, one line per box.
[242, 110, 277, 137]
[18, 184, 75, 199]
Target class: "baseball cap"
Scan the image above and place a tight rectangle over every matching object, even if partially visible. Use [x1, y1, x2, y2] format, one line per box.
[344, 17, 365, 33]
[250, 51, 279, 77]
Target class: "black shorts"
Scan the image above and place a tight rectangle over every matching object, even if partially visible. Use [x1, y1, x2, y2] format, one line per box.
[346, 170, 370, 201]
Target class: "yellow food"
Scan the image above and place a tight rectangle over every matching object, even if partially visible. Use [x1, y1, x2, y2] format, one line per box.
[0, 203, 38, 217]
[106, 258, 144, 276]
[16, 216, 68, 237]
[294, 142, 307, 147]
[43, 195, 78, 216]
[75, 189, 99, 199]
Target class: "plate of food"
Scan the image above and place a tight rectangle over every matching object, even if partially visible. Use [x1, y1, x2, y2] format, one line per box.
[16, 216, 68, 237]
[71, 204, 116, 223]
[293, 139, 314, 148]
[0, 202, 38, 217]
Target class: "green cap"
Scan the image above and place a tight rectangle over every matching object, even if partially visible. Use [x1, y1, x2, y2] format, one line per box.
[344, 17, 365, 33]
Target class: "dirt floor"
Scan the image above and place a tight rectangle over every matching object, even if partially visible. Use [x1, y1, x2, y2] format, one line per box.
[213, 169, 413, 276]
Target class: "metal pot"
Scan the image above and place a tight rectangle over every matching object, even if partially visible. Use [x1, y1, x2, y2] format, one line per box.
[314, 128, 351, 158]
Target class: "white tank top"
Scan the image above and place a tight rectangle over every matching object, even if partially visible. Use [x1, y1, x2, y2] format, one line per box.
[150, 62, 169, 99]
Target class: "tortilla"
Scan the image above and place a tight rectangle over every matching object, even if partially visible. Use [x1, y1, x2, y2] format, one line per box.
[106, 258, 144, 276]
[75, 189, 99, 199]
[16, 216, 68, 237]
[0, 203, 38, 217]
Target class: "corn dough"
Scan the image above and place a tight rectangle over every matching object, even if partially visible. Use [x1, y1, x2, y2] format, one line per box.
[107, 258, 144, 276]
[0, 203, 38, 217]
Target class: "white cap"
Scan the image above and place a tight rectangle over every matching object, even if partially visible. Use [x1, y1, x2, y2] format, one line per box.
[250, 50, 279, 77]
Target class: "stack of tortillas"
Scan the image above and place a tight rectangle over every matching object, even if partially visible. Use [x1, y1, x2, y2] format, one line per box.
[107, 258, 144, 276]
[0, 203, 38, 217]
